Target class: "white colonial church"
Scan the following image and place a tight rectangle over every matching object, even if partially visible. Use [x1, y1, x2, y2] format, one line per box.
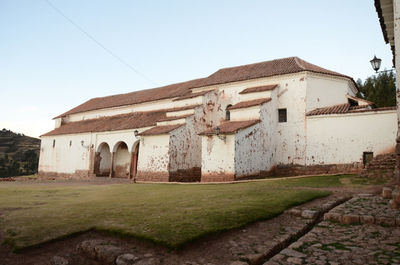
[38, 57, 397, 182]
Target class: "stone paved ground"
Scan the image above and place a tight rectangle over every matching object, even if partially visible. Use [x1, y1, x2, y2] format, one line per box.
[326, 195, 400, 220]
[266, 194, 400, 265]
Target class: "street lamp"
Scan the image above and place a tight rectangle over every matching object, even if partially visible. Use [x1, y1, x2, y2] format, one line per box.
[370, 55, 382, 73]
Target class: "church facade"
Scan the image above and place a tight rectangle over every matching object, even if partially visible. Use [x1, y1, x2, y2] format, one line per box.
[38, 57, 397, 182]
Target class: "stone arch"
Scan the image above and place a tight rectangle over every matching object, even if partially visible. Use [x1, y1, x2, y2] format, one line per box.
[130, 140, 140, 179]
[112, 141, 130, 178]
[95, 142, 111, 176]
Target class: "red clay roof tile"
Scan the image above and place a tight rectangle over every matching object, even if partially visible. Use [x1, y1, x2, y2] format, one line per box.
[306, 104, 395, 116]
[156, 114, 193, 122]
[139, 124, 183, 136]
[199, 120, 261, 135]
[228, 98, 271, 110]
[239, 84, 278, 94]
[54, 57, 356, 118]
[172, 90, 213, 101]
[43, 105, 201, 136]
[42, 111, 166, 137]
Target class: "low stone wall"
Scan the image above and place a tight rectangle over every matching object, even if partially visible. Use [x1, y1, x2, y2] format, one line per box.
[273, 163, 363, 177]
[323, 193, 400, 227]
[360, 153, 395, 178]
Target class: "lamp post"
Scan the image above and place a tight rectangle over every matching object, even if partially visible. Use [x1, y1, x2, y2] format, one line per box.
[370, 55, 382, 73]
[370, 55, 395, 73]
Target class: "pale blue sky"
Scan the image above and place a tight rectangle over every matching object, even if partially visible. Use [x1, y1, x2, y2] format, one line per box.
[0, 0, 393, 137]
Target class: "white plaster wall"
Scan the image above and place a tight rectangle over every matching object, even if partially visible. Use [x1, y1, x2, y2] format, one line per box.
[230, 107, 260, 121]
[39, 133, 93, 174]
[156, 119, 186, 126]
[169, 117, 200, 172]
[201, 135, 235, 175]
[239, 91, 272, 101]
[306, 74, 354, 111]
[137, 135, 170, 174]
[306, 110, 397, 165]
[274, 74, 308, 165]
[234, 92, 279, 177]
[169, 90, 226, 173]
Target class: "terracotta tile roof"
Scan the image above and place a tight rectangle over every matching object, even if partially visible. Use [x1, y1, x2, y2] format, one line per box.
[348, 106, 396, 114]
[239, 84, 278, 94]
[306, 104, 395, 116]
[228, 98, 271, 110]
[190, 57, 355, 90]
[55, 57, 356, 118]
[139, 124, 183, 136]
[54, 78, 206, 118]
[43, 104, 202, 137]
[172, 90, 213, 101]
[42, 111, 167, 137]
[199, 120, 261, 135]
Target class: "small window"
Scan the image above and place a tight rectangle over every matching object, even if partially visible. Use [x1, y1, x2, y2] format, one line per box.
[363, 152, 373, 166]
[278, 108, 287, 123]
[226, 104, 232, 121]
[52, 139, 56, 148]
[69, 140, 72, 147]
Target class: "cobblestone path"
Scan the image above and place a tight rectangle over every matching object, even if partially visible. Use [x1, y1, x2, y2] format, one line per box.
[266, 194, 400, 265]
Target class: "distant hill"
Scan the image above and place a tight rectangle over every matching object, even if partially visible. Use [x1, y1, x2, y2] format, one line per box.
[0, 128, 41, 178]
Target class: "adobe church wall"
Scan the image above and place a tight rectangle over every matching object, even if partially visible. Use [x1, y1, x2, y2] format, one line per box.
[234, 92, 278, 177]
[168, 91, 225, 181]
[38, 133, 93, 175]
[305, 110, 397, 165]
[201, 135, 235, 182]
[136, 135, 170, 180]
[274, 73, 308, 166]
[305, 73, 356, 112]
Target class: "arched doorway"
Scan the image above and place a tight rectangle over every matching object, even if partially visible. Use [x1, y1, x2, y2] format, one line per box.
[113, 141, 130, 178]
[95, 142, 111, 176]
[130, 141, 140, 179]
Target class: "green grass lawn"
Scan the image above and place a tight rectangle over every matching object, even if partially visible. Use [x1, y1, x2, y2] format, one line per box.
[0, 174, 375, 250]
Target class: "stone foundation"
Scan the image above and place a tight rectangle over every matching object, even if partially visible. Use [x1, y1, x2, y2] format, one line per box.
[169, 167, 201, 182]
[38, 170, 94, 180]
[201, 173, 235, 182]
[135, 171, 170, 182]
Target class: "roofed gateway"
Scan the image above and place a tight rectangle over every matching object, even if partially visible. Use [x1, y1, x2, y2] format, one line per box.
[39, 57, 397, 182]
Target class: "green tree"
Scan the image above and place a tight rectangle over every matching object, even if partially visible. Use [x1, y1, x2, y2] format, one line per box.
[357, 71, 396, 108]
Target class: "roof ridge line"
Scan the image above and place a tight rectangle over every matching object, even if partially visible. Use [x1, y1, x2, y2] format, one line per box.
[293, 57, 307, 70]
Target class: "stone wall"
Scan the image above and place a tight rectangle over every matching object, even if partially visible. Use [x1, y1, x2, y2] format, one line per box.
[360, 153, 396, 178]
[272, 163, 363, 177]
